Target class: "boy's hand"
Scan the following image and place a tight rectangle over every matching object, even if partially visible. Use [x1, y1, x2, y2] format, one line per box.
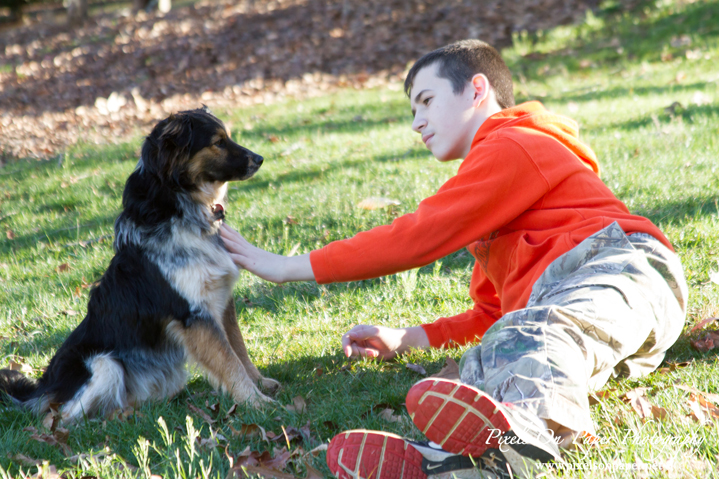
[341, 325, 430, 360]
[220, 224, 314, 283]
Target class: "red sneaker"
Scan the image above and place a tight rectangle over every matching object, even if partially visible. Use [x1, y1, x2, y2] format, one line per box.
[405, 378, 561, 463]
[326, 429, 485, 479]
[326, 430, 426, 479]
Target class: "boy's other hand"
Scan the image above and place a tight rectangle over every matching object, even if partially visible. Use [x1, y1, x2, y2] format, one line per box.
[220, 224, 315, 283]
[341, 325, 430, 360]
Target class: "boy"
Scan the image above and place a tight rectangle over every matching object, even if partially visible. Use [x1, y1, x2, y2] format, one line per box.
[220, 40, 687, 478]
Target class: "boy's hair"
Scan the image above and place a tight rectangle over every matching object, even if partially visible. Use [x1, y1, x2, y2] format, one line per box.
[404, 39, 515, 109]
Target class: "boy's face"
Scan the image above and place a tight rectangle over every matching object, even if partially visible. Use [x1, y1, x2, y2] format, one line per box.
[410, 63, 479, 162]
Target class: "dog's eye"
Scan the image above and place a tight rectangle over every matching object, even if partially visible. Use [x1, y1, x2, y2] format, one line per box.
[214, 139, 224, 147]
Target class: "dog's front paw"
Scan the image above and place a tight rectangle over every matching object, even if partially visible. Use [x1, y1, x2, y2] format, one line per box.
[248, 390, 276, 408]
[259, 377, 281, 395]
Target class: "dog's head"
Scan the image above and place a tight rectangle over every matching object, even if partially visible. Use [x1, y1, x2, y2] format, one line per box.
[140, 107, 263, 190]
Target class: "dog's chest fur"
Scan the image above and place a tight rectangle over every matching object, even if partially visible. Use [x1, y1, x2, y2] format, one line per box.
[152, 225, 238, 323]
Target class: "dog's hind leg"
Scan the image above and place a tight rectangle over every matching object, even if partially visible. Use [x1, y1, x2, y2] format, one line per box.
[168, 319, 273, 406]
[221, 301, 280, 395]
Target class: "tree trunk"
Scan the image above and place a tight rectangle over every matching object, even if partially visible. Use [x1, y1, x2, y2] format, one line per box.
[66, 0, 87, 26]
[132, 0, 170, 14]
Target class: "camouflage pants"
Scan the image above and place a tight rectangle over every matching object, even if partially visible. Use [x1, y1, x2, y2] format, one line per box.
[458, 222, 687, 435]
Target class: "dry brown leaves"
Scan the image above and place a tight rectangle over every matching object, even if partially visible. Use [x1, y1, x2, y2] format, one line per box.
[688, 317, 719, 352]
[675, 384, 719, 425]
[0, 0, 599, 160]
[690, 331, 719, 352]
[285, 395, 307, 414]
[225, 443, 322, 479]
[429, 357, 460, 380]
[620, 387, 668, 422]
[23, 425, 72, 456]
[592, 382, 719, 427]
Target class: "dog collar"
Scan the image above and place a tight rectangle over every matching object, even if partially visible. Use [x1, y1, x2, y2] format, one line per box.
[212, 204, 225, 222]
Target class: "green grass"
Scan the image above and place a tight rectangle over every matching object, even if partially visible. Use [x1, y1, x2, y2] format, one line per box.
[2, 0, 719, 477]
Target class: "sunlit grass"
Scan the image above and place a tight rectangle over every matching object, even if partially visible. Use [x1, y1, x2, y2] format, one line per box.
[2, 0, 719, 477]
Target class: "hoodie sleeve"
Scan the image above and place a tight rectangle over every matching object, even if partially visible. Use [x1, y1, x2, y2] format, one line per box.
[309, 137, 552, 283]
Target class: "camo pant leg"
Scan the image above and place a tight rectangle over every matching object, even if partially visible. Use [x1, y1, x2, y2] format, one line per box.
[458, 222, 687, 435]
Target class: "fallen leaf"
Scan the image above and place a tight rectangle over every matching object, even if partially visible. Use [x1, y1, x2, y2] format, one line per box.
[691, 392, 719, 421]
[656, 361, 691, 374]
[42, 405, 62, 432]
[588, 388, 617, 406]
[285, 395, 307, 414]
[226, 403, 238, 418]
[651, 404, 668, 421]
[207, 400, 220, 415]
[674, 384, 719, 404]
[229, 423, 268, 442]
[187, 403, 216, 425]
[378, 408, 404, 423]
[61, 309, 79, 316]
[6, 230, 15, 240]
[57, 263, 70, 273]
[357, 197, 400, 210]
[687, 398, 708, 424]
[691, 317, 717, 333]
[690, 331, 719, 352]
[621, 388, 653, 420]
[29, 430, 72, 456]
[429, 357, 460, 380]
[405, 363, 427, 376]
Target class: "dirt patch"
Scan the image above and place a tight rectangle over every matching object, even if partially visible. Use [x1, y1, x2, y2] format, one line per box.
[0, 0, 599, 160]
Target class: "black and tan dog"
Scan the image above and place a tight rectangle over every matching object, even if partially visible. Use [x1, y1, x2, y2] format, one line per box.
[0, 107, 278, 422]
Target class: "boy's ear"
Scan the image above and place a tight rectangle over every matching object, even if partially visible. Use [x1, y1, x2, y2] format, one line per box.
[470, 74, 490, 107]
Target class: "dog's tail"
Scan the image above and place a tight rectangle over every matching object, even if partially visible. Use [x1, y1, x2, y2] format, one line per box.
[0, 369, 38, 404]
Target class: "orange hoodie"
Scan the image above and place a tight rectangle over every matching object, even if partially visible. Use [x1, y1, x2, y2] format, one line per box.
[309, 102, 672, 348]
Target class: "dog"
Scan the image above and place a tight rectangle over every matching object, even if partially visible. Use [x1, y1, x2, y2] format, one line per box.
[0, 107, 279, 422]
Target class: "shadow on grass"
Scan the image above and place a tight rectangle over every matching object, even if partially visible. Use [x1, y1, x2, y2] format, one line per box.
[632, 194, 719, 227]
[237, 100, 411, 144]
[508, 0, 719, 82]
[551, 81, 719, 105]
[608, 102, 719, 133]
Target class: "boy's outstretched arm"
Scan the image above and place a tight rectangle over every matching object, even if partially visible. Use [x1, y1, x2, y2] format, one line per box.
[221, 224, 428, 359]
[341, 324, 430, 359]
[220, 224, 315, 283]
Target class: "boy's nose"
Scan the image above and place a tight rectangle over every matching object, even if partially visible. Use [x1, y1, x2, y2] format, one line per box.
[411, 116, 426, 133]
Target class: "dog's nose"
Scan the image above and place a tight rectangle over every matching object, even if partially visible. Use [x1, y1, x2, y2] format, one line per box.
[253, 154, 264, 166]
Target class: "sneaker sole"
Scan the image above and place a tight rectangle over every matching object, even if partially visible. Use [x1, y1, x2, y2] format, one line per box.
[406, 378, 512, 458]
[327, 430, 427, 479]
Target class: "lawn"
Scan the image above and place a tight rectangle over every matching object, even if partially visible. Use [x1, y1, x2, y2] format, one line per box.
[1, 0, 719, 477]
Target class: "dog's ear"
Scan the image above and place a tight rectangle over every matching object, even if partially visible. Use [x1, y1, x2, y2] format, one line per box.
[140, 113, 194, 188]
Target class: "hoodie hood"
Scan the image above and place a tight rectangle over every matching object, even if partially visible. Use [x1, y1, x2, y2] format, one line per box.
[473, 101, 600, 175]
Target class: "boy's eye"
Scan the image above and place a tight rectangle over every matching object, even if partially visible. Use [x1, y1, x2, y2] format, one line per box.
[423, 97, 432, 105]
